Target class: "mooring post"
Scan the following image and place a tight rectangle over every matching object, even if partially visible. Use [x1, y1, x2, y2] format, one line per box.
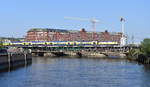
[8, 53, 12, 71]
[24, 53, 27, 66]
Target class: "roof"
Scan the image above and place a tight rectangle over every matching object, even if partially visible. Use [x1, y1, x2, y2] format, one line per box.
[27, 28, 122, 35]
[28, 28, 69, 32]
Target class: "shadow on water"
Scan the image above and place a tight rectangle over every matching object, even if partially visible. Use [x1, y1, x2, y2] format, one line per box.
[0, 63, 32, 73]
[143, 64, 150, 72]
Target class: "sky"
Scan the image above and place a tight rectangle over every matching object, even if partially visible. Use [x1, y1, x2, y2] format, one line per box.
[0, 0, 150, 43]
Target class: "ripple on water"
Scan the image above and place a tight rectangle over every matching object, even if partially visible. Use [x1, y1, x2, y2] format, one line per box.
[0, 57, 150, 87]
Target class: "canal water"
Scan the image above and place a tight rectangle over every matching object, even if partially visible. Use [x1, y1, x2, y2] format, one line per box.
[0, 57, 150, 87]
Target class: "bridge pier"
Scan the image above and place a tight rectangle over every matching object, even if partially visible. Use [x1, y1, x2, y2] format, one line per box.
[76, 52, 82, 57]
[38, 52, 44, 57]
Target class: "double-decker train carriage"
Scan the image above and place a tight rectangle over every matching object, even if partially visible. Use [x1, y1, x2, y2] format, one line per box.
[2, 41, 119, 47]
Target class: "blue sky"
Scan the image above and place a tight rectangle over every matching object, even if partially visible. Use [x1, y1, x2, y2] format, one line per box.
[0, 0, 149, 43]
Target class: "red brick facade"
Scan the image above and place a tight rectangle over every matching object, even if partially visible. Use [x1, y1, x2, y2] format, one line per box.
[25, 28, 122, 43]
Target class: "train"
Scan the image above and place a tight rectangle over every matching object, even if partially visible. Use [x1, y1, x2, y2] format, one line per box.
[2, 41, 119, 47]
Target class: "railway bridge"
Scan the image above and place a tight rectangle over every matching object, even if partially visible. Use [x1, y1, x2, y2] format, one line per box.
[5, 45, 139, 58]
[17, 45, 138, 57]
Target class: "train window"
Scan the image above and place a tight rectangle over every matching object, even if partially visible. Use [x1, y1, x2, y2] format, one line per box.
[29, 43, 31, 45]
[50, 43, 53, 45]
[93, 42, 96, 45]
[68, 43, 70, 45]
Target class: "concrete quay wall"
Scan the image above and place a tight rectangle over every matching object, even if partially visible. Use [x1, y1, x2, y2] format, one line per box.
[0, 54, 9, 70]
[0, 53, 32, 70]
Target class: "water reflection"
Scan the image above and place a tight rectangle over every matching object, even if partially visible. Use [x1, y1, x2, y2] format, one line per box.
[0, 57, 150, 87]
[143, 65, 150, 72]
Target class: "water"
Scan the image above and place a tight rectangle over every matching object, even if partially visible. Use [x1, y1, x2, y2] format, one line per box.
[0, 57, 150, 87]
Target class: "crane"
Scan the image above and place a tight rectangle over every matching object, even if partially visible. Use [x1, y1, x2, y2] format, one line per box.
[64, 16, 100, 33]
[64, 16, 101, 40]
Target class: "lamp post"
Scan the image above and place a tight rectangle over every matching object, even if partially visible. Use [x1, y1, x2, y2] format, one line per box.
[120, 17, 126, 46]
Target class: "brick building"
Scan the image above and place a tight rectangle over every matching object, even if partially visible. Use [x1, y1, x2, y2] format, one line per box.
[25, 28, 122, 43]
[26, 28, 68, 41]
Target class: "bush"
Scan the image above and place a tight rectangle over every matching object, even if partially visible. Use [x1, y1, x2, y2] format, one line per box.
[140, 38, 150, 57]
[128, 49, 141, 58]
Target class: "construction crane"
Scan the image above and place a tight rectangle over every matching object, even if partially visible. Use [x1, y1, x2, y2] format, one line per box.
[64, 16, 101, 40]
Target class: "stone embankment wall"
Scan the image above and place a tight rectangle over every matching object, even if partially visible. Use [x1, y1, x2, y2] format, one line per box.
[33, 51, 127, 58]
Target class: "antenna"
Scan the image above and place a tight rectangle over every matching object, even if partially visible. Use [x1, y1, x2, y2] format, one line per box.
[131, 35, 134, 44]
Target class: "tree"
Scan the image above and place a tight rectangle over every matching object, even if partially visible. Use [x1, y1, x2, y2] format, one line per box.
[140, 38, 150, 57]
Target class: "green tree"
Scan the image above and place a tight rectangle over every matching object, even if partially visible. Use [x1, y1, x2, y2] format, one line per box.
[140, 38, 150, 57]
